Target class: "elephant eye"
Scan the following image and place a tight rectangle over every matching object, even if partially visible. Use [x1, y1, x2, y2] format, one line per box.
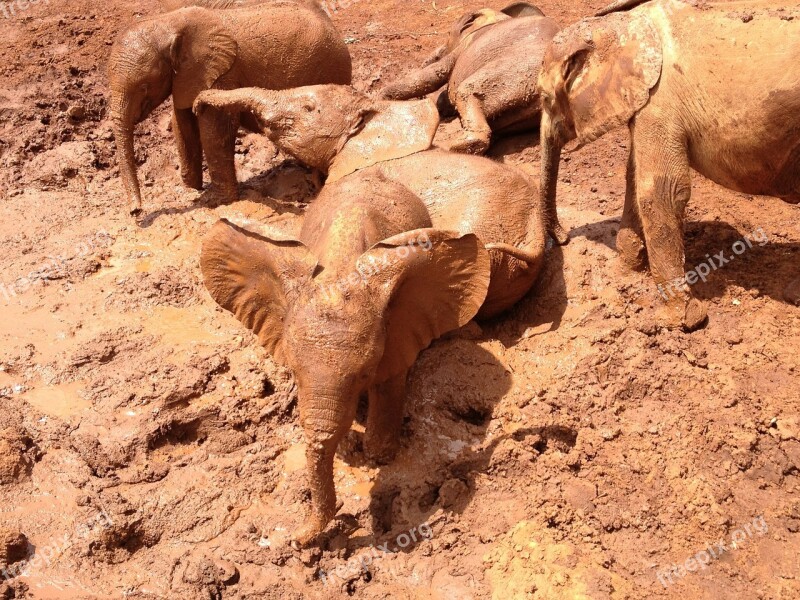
[302, 102, 316, 113]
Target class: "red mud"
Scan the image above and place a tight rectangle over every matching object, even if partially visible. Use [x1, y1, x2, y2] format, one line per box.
[0, 0, 798, 598]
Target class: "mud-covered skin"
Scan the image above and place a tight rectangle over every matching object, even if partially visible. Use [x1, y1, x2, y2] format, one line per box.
[380, 3, 560, 155]
[107, 1, 352, 216]
[201, 179, 490, 544]
[194, 84, 548, 318]
[538, 0, 800, 330]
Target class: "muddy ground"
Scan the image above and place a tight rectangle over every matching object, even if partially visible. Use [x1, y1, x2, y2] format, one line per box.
[0, 0, 798, 598]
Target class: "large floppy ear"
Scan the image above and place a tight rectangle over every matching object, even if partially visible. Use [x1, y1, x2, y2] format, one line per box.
[200, 219, 317, 362]
[327, 98, 440, 182]
[561, 12, 662, 148]
[501, 2, 545, 18]
[169, 9, 238, 109]
[356, 229, 491, 381]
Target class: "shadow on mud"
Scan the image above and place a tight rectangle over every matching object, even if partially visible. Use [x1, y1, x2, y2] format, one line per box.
[137, 160, 320, 228]
[568, 217, 800, 305]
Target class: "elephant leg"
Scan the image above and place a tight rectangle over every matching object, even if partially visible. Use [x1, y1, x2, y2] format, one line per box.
[631, 118, 707, 330]
[450, 66, 533, 154]
[293, 399, 358, 546]
[617, 144, 648, 271]
[198, 106, 240, 204]
[450, 83, 492, 155]
[380, 53, 456, 100]
[364, 370, 408, 465]
[172, 107, 203, 190]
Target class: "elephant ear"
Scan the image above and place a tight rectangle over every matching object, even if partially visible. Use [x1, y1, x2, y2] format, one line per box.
[170, 9, 238, 109]
[563, 12, 662, 149]
[356, 229, 491, 381]
[200, 219, 317, 362]
[501, 2, 545, 18]
[327, 98, 440, 183]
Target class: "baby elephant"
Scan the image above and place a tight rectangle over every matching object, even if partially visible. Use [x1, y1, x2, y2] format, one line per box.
[538, 0, 800, 328]
[196, 84, 551, 544]
[202, 176, 491, 545]
[380, 2, 560, 154]
[194, 84, 548, 318]
[108, 0, 351, 216]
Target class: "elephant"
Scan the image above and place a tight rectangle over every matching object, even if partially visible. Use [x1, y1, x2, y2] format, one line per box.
[537, 0, 800, 329]
[380, 2, 560, 155]
[193, 84, 548, 318]
[107, 1, 352, 216]
[161, 0, 326, 11]
[201, 176, 492, 544]
[195, 85, 546, 543]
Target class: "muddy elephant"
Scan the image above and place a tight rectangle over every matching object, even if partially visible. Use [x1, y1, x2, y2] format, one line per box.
[161, 0, 326, 11]
[194, 84, 548, 318]
[196, 84, 551, 543]
[380, 2, 560, 154]
[108, 1, 351, 216]
[538, 0, 800, 329]
[202, 177, 491, 544]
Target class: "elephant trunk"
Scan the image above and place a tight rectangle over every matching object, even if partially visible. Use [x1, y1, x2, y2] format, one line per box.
[540, 110, 569, 245]
[110, 92, 143, 215]
[292, 387, 358, 546]
[193, 87, 281, 124]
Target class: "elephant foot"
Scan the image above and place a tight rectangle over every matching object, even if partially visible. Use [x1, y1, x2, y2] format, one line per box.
[656, 295, 708, 331]
[291, 504, 340, 548]
[202, 184, 238, 208]
[784, 277, 800, 306]
[291, 516, 327, 548]
[449, 132, 490, 155]
[683, 298, 708, 331]
[617, 228, 648, 271]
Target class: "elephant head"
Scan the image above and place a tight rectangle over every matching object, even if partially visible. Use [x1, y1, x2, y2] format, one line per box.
[193, 85, 440, 181]
[108, 7, 237, 213]
[537, 11, 662, 243]
[201, 219, 490, 542]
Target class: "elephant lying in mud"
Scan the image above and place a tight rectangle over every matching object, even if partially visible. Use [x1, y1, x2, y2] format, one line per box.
[202, 182, 491, 545]
[108, 1, 351, 216]
[194, 84, 548, 318]
[196, 85, 550, 544]
[380, 2, 560, 154]
[538, 0, 800, 329]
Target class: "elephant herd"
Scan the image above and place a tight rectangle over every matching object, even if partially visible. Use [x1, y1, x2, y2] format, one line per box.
[108, 0, 800, 544]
